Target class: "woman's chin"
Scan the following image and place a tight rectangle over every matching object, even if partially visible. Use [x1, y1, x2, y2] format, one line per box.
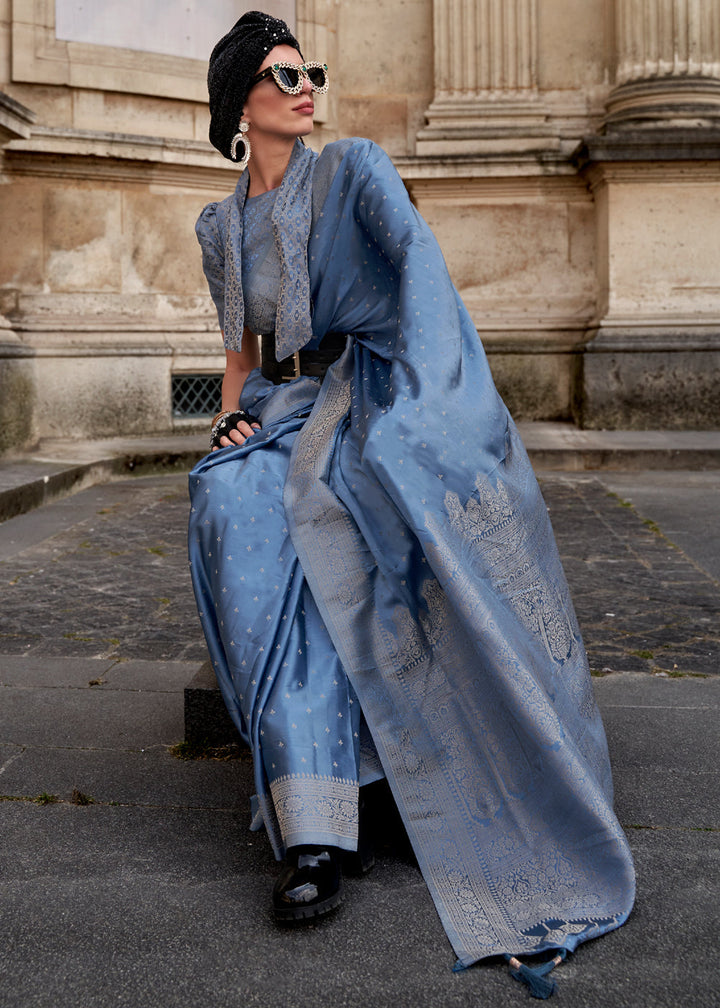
[296, 120, 315, 138]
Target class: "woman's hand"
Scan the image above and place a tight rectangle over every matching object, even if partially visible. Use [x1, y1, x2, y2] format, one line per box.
[210, 410, 261, 451]
[211, 332, 262, 450]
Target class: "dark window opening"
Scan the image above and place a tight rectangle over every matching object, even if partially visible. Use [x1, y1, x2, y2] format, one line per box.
[172, 374, 223, 418]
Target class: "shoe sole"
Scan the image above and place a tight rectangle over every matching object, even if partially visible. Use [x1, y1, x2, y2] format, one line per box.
[273, 880, 344, 924]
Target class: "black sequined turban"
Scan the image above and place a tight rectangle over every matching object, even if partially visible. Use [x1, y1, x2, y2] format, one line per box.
[207, 10, 303, 160]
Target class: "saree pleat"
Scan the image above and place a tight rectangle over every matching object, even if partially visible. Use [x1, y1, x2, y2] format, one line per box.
[189, 384, 362, 854]
[188, 137, 634, 968]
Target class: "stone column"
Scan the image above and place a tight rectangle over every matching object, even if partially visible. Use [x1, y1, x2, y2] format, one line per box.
[606, 0, 720, 127]
[0, 92, 37, 455]
[297, 0, 336, 144]
[573, 0, 720, 429]
[432, 0, 537, 95]
[416, 0, 551, 155]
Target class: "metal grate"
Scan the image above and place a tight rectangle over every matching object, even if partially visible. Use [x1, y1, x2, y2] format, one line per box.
[172, 373, 223, 418]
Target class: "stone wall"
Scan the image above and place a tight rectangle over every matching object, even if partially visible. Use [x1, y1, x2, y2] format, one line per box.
[1, 0, 719, 454]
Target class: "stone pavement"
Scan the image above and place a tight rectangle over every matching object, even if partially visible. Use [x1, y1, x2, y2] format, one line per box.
[0, 430, 719, 1008]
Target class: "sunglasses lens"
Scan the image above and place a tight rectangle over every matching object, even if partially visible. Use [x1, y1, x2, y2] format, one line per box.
[307, 66, 327, 89]
[276, 66, 301, 91]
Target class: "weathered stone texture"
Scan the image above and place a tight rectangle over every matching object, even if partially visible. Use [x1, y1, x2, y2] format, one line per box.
[582, 347, 720, 430]
[124, 191, 209, 295]
[0, 352, 36, 455]
[1, 0, 719, 448]
[0, 183, 44, 289]
[487, 351, 577, 423]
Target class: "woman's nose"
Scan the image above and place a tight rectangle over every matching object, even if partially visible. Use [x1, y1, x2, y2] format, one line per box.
[301, 74, 313, 94]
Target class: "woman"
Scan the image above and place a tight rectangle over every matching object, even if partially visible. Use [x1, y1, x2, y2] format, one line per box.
[189, 11, 634, 998]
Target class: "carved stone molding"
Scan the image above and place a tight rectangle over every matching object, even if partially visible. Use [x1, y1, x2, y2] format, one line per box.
[0, 90, 34, 144]
[433, 0, 538, 95]
[615, 0, 720, 83]
[4, 125, 238, 187]
[416, 0, 552, 155]
[11, 0, 209, 102]
[606, 0, 720, 127]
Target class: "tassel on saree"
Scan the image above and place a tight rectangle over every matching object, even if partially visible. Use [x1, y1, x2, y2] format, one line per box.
[505, 951, 566, 999]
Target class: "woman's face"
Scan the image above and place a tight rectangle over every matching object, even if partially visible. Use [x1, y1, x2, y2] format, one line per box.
[242, 45, 316, 143]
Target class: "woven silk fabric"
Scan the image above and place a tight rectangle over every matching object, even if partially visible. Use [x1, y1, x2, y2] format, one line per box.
[195, 139, 316, 354]
[241, 188, 280, 336]
[188, 138, 635, 968]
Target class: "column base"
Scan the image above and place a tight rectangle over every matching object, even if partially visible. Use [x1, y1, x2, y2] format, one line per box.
[574, 126, 720, 166]
[574, 124, 720, 430]
[0, 321, 224, 454]
[579, 325, 720, 430]
[0, 340, 37, 455]
[416, 96, 556, 156]
[604, 77, 720, 131]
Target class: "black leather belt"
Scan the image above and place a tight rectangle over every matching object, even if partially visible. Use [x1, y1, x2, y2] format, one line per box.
[261, 332, 348, 384]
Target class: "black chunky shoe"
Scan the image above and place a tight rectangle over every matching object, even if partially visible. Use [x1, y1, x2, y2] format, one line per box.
[272, 845, 343, 923]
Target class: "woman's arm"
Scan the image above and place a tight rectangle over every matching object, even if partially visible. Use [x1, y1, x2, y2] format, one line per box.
[221, 327, 260, 410]
[212, 327, 261, 450]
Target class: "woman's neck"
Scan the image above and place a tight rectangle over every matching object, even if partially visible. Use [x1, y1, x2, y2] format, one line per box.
[246, 135, 296, 196]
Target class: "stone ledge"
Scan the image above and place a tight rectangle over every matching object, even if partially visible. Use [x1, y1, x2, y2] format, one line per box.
[395, 147, 577, 180]
[4, 426, 720, 522]
[519, 422, 720, 463]
[574, 127, 720, 166]
[0, 433, 207, 522]
[3, 126, 237, 188]
[584, 324, 720, 354]
[0, 91, 35, 143]
[7, 125, 227, 164]
[184, 660, 238, 746]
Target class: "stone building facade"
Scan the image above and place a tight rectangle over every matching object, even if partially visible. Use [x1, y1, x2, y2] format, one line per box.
[1, 0, 719, 456]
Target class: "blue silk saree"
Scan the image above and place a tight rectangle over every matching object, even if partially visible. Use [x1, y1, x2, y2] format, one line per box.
[189, 138, 635, 973]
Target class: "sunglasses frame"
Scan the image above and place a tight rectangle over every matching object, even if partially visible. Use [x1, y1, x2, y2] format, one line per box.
[250, 61, 329, 96]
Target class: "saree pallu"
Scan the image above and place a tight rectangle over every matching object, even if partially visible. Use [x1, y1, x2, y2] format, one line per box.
[188, 138, 635, 970]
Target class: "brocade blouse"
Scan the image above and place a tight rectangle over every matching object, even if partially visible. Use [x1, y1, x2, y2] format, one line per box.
[241, 188, 281, 336]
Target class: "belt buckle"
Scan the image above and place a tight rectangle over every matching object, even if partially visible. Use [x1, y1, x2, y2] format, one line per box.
[281, 351, 301, 382]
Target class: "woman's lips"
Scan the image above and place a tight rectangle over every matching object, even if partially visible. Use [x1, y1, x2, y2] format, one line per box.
[294, 102, 314, 114]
